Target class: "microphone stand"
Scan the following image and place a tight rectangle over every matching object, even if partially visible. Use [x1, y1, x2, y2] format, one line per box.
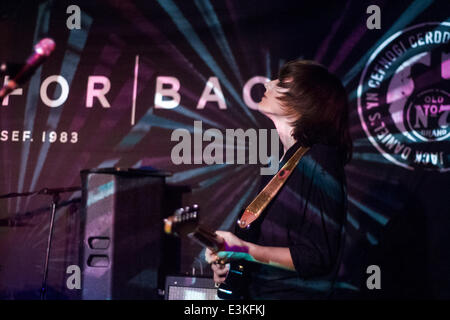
[0, 62, 24, 76]
[0, 186, 81, 300]
[40, 189, 60, 300]
[38, 187, 81, 300]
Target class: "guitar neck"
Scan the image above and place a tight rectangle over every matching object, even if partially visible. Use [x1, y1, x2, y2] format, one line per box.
[187, 225, 225, 252]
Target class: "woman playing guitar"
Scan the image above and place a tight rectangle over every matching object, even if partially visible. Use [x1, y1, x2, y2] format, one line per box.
[205, 59, 352, 299]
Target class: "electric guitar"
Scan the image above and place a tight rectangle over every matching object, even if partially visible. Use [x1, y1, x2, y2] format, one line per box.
[163, 204, 249, 299]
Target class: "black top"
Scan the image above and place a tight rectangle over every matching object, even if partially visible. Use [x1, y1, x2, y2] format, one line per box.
[235, 140, 347, 299]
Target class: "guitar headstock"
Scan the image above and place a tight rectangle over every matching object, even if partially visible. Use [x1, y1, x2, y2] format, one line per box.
[164, 204, 200, 237]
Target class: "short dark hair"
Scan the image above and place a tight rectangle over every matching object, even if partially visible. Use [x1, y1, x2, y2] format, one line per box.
[277, 59, 352, 164]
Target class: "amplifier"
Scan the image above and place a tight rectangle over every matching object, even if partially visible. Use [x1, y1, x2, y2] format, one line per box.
[165, 275, 218, 300]
[79, 168, 183, 299]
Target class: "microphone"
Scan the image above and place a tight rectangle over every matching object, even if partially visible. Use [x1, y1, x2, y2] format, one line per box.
[0, 38, 55, 99]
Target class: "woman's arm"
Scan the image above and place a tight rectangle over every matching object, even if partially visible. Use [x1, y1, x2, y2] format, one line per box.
[246, 241, 295, 271]
[207, 231, 296, 271]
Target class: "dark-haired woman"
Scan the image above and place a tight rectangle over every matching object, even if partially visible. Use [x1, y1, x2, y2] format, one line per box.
[205, 59, 352, 299]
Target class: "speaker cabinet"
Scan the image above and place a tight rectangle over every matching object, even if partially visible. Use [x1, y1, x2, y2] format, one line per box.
[80, 168, 178, 299]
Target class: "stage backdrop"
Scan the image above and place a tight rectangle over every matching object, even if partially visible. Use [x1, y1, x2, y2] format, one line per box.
[0, 0, 449, 299]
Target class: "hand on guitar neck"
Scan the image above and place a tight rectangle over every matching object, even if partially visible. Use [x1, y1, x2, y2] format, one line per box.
[164, 204, 296, 292]
[205, 230, 254, 285]
[205, 231, 252, 263]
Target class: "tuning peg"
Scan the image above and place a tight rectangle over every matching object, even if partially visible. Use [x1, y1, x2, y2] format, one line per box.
[174, 207, 184, 216]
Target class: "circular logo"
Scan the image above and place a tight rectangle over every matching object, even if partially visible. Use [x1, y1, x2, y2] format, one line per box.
[358, 22, 450, 172]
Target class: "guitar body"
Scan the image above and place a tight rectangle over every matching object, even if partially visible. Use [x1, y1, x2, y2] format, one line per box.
[217, 261, 249, 299]
[217, 214, 261, 300]
[164, 205, 257, 300]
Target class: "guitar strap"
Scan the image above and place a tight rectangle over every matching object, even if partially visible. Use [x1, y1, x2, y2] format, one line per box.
[237, 145, 310, 229]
